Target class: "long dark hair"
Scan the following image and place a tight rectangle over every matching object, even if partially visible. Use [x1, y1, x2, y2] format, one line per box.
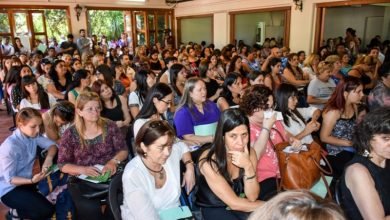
[136, 83, 172, 121]
[285, 53, 304, 79]
[65, 69, 89, 100]
[96, 64, 115, 88]
[21, 75, 50, 109]
[170, 63, 185, 96]
[135, 69, 152, 105]
[220, 72, 241, 104]
[275, 83, 305, 127]
[203, 108, 250, 182]
[4, 66, 22, 100]
[48, 60, 72, 91]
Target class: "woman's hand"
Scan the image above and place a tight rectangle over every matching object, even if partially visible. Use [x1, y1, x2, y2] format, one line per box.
[229, 146, 252, 169]
[102, 160, 117, 176]
[116, 120, 124, 128]
[41, 159, 53, 175]
[305, 120, 320, 133]
[82, 166, 102, 177]
[182, 167, 195, 195]
[289, 137, 302, 149]
[262, 112, 276, 130]
[31, 172, 47, 184]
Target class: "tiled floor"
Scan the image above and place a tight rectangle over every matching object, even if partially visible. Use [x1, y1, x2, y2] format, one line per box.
[0, 106, 14, 220]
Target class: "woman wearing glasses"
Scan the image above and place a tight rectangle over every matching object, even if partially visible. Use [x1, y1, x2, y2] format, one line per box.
[58, 91, 128, 220]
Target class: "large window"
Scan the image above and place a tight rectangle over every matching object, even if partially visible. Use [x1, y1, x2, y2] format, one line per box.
[177, 15, 213, 45]
[87, 8, 174, 51]
[0, 8, 70, 55]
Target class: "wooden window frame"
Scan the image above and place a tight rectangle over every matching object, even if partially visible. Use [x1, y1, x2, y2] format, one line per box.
[314, 0, 390, 52]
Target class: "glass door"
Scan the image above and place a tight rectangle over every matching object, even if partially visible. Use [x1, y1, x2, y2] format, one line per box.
[30, 11, 48, 53]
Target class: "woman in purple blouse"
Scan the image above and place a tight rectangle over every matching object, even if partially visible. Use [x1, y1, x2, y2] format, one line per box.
[58, 91, 128, 220]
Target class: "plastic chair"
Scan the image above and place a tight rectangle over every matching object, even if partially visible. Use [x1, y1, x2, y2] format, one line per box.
[108, 171, 124, 220]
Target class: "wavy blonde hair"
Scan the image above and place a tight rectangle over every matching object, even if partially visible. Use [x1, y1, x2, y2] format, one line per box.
[249, 190, 345, 220]
[303, 53, 320, 67]
[75, 91, 107, 148]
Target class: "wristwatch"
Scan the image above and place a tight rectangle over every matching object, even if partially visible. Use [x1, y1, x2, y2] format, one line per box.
[112, 158, 121, 165]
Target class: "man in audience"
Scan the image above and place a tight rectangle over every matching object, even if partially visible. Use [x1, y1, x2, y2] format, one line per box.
[1, 37, 15, 56]
[60, 34, 77, 55]
[77, 29, 91, 57]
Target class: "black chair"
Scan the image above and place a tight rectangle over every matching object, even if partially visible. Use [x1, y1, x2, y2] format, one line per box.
[108, 171, 124, 220]
[334, 179, 342, 205]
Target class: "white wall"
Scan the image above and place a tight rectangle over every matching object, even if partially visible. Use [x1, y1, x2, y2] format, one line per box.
[324, 5, 385, 46]
[180, 17, 213, 44]
[234, 11, 284, 46]
[174, 0, 343, 54]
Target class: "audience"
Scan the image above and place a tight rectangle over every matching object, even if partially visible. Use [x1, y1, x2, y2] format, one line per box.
[1, 31, 389, 219]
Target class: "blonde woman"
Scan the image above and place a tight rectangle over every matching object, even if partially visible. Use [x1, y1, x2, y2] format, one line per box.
[58, 91, 128, 220]
[302, 53, 320, 81]
[248, 190, 345, 220]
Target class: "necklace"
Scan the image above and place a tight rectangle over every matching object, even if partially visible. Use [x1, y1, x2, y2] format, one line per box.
[141, 158, 164, 180]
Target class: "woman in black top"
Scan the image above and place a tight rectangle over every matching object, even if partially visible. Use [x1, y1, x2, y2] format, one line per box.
[217, 72, 243, 111]
[92, 80, 131, 129]
[195, 109, 262, 220]
[47, 60, 72, 100]
[199, 59, 222, 102]
[340, 107, 390, 220]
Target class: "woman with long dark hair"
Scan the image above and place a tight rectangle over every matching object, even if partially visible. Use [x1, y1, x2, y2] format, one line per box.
[282, 53, 309, 87]
[275, 83, 321, 145]
[128, 69, 156, 119]
[66, 69, 91, 105]
[47, 60, 72, 100]
[195, 108, 262, 219]
[217, 72, 243, 111]
[20, 75, 56, 111]
[170, 63, 188, 106]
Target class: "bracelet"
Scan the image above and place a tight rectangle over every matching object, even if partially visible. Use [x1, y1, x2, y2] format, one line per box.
[111, 158, 121, 165]
[30, 178, 34, 184]
[245, 174, 256, 180]
[184, 160, 194, 166]
[262, 127, 270, 133]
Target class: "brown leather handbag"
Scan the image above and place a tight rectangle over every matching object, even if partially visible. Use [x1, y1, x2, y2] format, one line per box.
[270, 128, 332, 190]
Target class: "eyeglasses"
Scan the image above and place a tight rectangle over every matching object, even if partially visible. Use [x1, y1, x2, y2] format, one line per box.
[160, 99, 172, 105]
[83, 106, 102, 113]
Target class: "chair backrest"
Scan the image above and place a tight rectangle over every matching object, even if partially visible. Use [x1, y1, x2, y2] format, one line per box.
[108, 171, 124, 220]
[334, 179, 342, 205]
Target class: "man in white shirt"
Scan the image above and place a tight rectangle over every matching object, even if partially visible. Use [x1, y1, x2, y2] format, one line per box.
[1, 37, 15, 56]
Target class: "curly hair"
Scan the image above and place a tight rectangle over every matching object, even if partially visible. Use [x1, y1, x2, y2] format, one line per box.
[239, 85, 273, 116]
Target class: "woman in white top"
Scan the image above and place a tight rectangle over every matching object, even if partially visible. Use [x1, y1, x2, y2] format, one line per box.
[122, 120, 195, 220]
[302, 54, 320, 81]
[275, 83, 321, 144]
[20, 75, 56, 112]
[128, 69, 156, 118]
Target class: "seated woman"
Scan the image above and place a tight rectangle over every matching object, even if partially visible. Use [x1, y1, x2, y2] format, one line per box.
[276, 83, 321, 145]
[320, 77, 364, 179]
[302, 53, 320, 81]
[240, 85, 301, 200]
[195, 109, 262, 219]
[133, 83, 174, 137]
[128, 69, 156, 119]
[47, 60, 72, 100]
[307, 61, 336, 110]
[92, 80, 131, 130]
[282, 53, 310, 87]
[217, 72, 243, 111]
[199, 59, 222, 102]
[340, 107, 390, 220]
[248, 190, 345, 220]
[0, 108, 57, 219]
[348, 55, 378, 94]
[42, 101, 75, 144]
[122, 120, 194, 220]
[66, 69, 91, 105]
[58, 91, 128, 220]
[324, 55, 343, 85]
[174, 77, 220, 147]
[20, 75, 56, 111]
[170, 63, 188, 107]
[96, 64, 126, 96]
[247, 71, 273, 90]
[266, 57, 282, 89]
[36, 58, 53, 92]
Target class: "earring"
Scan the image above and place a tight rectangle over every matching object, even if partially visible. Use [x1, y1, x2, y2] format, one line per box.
[362, 149, 370, 157]
[144, 152, 147, 157]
